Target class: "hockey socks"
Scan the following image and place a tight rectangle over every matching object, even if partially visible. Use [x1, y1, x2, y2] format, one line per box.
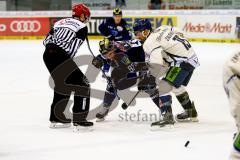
[159, 95, 172, 114]
[176, 91, 192, 110]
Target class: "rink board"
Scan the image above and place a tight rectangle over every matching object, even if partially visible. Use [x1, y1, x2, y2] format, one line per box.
[0, 35, 240, 43]
[0, 10, 239, 42]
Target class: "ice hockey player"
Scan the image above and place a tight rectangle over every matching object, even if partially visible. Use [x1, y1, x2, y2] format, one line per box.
[98, 8, 132, 73]
[223, 50, 240, 159]
[98, 8, 132, 41]
[92, 38, 162, 123]
[133, 19, 199, 128]
[43, 3, 93, 132]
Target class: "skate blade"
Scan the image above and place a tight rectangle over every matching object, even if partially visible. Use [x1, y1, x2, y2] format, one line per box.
[150, 124, 174, 131]
[49, 123, 71, 129]
[230, 148, 240, 160]
[96, 118, 105, 122]
[73, 126, 94, 133]
[176, 117, 199, 123]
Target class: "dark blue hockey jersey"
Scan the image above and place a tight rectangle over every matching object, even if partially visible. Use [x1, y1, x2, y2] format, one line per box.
[98, 39, 145, 73]
[98, 17, 132, 41]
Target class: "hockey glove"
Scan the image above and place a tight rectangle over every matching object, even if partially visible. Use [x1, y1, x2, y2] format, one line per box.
[138, 74, 156, 91]
[92, 57, 104, 69]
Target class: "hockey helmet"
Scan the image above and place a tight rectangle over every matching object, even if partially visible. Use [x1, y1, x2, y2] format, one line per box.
[113, 8, 122, 16]
[99, 38, 115, 55]
[72, 3, 90, 22]
[133, 19, 152, 33]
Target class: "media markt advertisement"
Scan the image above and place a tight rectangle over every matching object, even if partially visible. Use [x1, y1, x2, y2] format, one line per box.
[0, 17, 50, 39]
[178, 15, 236, 43]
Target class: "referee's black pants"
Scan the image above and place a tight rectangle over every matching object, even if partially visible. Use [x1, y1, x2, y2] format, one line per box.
[43, 44, 90, 123]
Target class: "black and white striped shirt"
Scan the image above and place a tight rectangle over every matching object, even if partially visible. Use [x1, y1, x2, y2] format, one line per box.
[43, 18, 87, 58]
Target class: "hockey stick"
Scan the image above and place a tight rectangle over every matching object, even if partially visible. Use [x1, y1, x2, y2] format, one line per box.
[121, 71, 153, 110]
[85, 36, 121, 100]
[121, 90, 140, 110]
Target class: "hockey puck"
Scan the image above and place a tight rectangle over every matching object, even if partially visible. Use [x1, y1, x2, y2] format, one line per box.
[121, 103, 128, 110]
[185, 141, 190, 147]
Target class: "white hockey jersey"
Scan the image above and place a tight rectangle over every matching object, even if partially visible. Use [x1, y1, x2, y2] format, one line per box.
[143, 25, 199, 68]
[223, 50, 240, 86]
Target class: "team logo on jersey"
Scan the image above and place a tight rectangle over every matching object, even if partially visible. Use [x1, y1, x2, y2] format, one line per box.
[117, 26, 123, 31]
[59, 19, 66, 25]
[10, 20, 41, 32]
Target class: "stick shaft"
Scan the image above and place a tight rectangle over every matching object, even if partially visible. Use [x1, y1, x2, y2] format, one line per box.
[86, 37, 120, 100]
[127, 90, 140, 106]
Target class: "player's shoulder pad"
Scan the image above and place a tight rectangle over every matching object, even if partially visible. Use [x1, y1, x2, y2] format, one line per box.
[127, 39, 142, 47]
[159, 25, 184, 35]
[115, 39, 142, 52]
[142, 34, 158, 55]
[156, 25, 171, 31]
[54, 18, 86, 32]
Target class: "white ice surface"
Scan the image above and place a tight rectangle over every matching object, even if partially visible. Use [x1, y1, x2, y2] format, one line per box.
[0, 40, 239, 160]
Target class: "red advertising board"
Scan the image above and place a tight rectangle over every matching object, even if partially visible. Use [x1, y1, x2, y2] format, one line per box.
[0, 17, 50, 36]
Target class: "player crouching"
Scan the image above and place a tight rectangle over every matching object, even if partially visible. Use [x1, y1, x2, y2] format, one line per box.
[92, 38, 171, 127]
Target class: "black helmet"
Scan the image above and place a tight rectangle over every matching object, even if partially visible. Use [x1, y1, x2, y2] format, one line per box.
[113, 8, 122, 16]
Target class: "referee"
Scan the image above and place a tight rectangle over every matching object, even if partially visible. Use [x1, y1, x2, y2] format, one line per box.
[43, 3, 93, 131]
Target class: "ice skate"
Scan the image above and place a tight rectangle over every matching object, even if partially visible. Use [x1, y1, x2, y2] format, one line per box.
[73, 121, 94, 132]
[49, 122, 71, 129]
[151, 111, 175, 131]
[96, 106, 109, 122]
[175, 102, 198, 122]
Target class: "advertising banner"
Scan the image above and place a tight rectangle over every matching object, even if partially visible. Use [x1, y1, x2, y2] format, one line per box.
[178, 15, 235, 39]
[124, 16, 177, 30]
[87, 16, 177, 35]
[0, 17, 50, 38]
[49, 16, 177, 36]
[0, 10, 239, 43]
